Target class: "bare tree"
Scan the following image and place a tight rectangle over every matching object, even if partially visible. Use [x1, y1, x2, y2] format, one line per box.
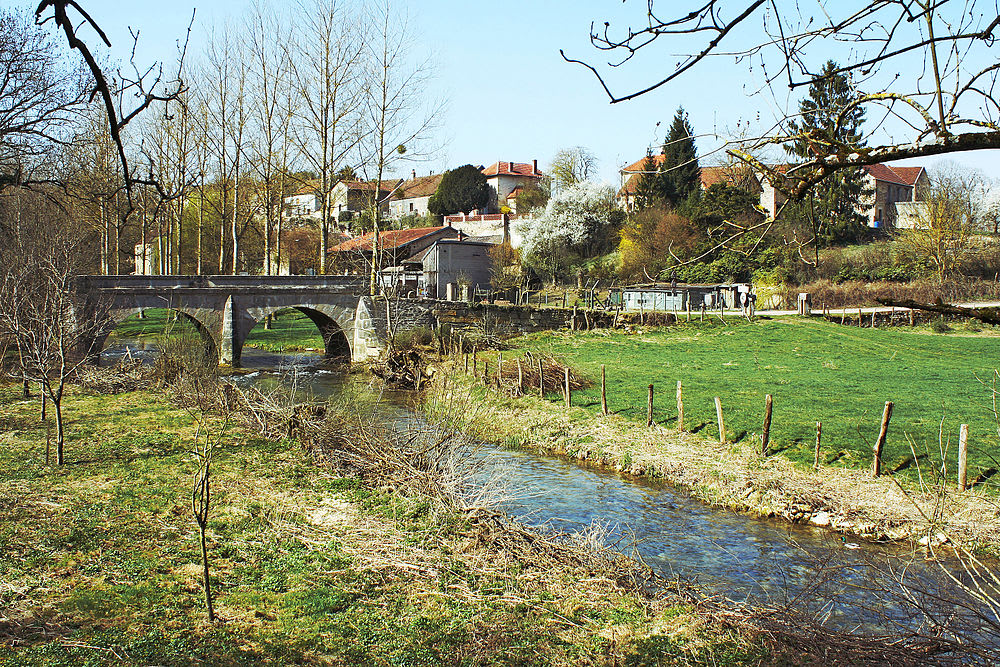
[246, 1, 294, 277]
[567, 2, 1000, 202]
[290, 0, 366, 274]
[549, 146, 597, 193]
[358, 0, 441, 294]
[899, 163, 990, 281]
[0, 7, 90, 190]
[0, 188, 107, 464]
[34, 1, 190, 199]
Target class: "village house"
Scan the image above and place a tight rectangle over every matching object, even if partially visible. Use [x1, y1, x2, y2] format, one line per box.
[282, 178, 402, 227]
[481, 160, 543, 214]
[617, 156, 763, 211]
[618, 155, 929, 229]
[327, 223, 461, 274]
[387, 170, 444, 219]
[860, 164, 929, 228]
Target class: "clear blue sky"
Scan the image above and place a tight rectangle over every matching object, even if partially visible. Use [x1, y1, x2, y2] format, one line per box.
[17, 0, 1000, 184]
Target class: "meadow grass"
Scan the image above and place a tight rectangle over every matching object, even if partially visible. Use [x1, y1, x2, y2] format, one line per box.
[507, 317, 1000, 486]
[108, 308, 325, 352]
[0, 382, 771, 665]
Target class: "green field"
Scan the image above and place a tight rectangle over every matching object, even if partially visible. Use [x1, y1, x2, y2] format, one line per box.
[109, 308, 325, 352]
[511, 318, 1000, 485]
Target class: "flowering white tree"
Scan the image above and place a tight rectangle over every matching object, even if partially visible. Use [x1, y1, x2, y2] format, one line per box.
[516, 181, 620, 283]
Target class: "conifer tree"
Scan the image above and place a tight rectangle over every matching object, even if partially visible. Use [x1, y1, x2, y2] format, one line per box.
[657, 107, 700, 206]
[785, 60, 870, 244]
[632, 153, 661, 211]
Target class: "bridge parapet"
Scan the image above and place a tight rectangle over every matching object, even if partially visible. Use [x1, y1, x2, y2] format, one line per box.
[79, 275, 367, 291]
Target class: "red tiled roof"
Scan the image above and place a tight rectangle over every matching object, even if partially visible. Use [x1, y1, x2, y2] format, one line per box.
[863, 164, 926, 187]
[506, 186, 523, 200]
[330, 226, 452, 253]
[393, 173, 443, 199]
[886, 166, 925, 186]
[340, 179, 403, 192]
[482, 161, 542, 178]
[621, 154, 666, 173]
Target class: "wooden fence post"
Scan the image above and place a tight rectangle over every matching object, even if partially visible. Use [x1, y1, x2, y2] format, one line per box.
[464, 352, 468, 373]
[858, 307, 863, 327]
[497, 354, 503, 389]
[958, 423, 969, 491]
[814, 422, 822, 469]
[873, 401, 894, 476]
[517, 358, 523, 394]
[676, 380, 684, 431]
[647, 384, 654, 427]
[601, 364, 608, 415]
[715, 396, 726, 443]
[473, 348, 478, 375]
[564, 367, 571, 407]
[538, 359, 544, 398]
[761, 394, 773, 456]
[483, 360, 489, 386]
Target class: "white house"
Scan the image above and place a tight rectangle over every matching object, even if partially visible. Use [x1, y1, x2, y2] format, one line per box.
[481, 160, 543, 213]
[387, 171, 444, 219]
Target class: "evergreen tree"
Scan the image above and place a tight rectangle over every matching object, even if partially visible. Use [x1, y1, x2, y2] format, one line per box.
[632, 153, 661, 211]
[657, 107, 700, 206]
[428, 164, 491, 215]
[785, 60, 870, 245]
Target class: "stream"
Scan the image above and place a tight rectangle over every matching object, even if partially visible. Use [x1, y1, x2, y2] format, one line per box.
[101, 341, 1000, 647]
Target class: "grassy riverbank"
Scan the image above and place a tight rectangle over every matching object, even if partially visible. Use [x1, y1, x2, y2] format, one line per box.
[109, 308, 324, 352]
[427, 334, 1000, 549]
[0, 381, 780, 665]
[504, 317, 1000, 490]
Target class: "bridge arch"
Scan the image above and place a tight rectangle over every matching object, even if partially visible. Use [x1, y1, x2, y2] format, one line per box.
[94, 306, 219, 365]
[238, 304, 354, 364]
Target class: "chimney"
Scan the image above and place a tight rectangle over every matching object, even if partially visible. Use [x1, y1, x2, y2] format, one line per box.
[411, 169, 416, 180]
[458, 229, 465, 241]
[446, 217, 452, 227]
[508, 161, 514, 172]
[533, 159, 538, 174]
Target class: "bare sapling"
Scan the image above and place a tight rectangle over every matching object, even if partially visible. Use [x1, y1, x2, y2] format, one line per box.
[190, 408, 228, 624]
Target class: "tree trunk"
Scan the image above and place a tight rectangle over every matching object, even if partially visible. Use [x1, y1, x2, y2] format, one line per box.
[54, 397, 64, 465]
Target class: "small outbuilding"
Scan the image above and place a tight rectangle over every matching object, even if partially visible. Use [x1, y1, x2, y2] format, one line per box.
[610, 283, 752, 311]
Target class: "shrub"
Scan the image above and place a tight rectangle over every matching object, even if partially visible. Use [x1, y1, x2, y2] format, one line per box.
[391, 326, 433, 351]
[931, 317, 951, 333]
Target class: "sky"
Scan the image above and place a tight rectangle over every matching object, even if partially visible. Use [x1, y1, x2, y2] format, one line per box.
[16, 0, 1000, 185]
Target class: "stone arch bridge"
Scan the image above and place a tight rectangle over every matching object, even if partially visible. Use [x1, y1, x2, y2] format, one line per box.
[79, 275, 395, 366]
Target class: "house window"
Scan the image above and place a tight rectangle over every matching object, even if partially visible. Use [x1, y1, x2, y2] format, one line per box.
[876, 208, 883, 222]
[409, 203, 414, 212]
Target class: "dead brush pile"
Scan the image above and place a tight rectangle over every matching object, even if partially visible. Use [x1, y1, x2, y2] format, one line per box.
[492, 351, 591, 397]
[76, 356, 153, 395]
